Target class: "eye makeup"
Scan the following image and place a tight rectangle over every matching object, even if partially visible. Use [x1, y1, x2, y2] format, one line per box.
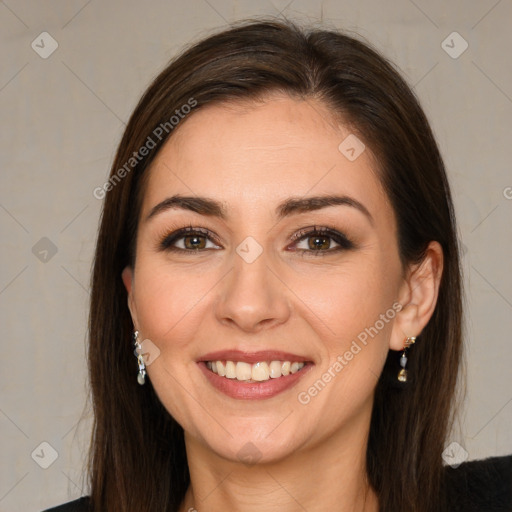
[156, 223, 356, 257]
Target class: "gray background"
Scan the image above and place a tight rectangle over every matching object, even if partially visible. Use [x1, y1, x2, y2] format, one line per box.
[1, 0, 511, 510]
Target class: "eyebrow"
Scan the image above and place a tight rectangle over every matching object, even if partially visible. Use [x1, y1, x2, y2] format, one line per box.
[145, 194, 373, 225]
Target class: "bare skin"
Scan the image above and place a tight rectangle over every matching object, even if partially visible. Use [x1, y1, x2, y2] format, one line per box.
[122, 94, 443, 512]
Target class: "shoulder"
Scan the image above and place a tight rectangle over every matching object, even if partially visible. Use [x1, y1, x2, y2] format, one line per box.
[444, 454, 512, 511]
[42, 496, 91, 512]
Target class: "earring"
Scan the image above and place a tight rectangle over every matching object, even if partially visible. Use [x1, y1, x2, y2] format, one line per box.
[397, 336, 416, 382]
[133, 330, 146, 385]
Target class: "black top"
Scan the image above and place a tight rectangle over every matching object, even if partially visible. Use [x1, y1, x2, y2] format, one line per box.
[444, 454, 512, 511]
[43, 454, 512, 511]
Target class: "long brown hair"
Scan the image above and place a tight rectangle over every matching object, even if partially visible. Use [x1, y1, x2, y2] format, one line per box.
[88, 19, 463, 511]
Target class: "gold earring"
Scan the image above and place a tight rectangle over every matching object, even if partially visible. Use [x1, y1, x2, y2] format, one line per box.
[397, 336, 416, 382]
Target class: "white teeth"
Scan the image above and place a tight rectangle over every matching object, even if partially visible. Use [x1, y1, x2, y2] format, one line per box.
[225, 360, 236, 379]
[216, 360, 226, 377]
[236, 361, 252, 381]
[206, 360, 305, 381]
[252, 362, 269, 381]
[290, 362, 300, 374]
[269, 360, 282, 378]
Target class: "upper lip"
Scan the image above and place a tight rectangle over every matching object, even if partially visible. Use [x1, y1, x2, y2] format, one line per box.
[198, 350, 311, 364]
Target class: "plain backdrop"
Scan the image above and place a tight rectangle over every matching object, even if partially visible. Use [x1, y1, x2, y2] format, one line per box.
[0, 1, 511, 510]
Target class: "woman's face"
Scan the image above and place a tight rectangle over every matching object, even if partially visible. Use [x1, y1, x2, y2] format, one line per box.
[123, 95, 409, 464]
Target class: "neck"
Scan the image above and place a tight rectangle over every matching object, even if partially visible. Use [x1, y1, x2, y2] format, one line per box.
[178, 414, 379, 512]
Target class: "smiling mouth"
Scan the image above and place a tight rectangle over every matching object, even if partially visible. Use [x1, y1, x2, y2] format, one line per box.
[205, 360, 307, 382]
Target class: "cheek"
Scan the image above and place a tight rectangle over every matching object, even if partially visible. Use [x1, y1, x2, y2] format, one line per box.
[292, 255, 397, 337]
[292, 257, 398, 395]
[132, 259, 216, 351]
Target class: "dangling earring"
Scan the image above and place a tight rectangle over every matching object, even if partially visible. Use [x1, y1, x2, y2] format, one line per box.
[398, 336, 416, 382]
[133, 330, 146, 385]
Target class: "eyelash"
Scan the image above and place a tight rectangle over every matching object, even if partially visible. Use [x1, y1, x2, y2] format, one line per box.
[290, 226, 355, 256]
[158, 225, 355, 256]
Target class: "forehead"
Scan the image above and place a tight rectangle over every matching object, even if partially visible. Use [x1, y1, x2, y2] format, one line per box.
[141, 96, 391, 222]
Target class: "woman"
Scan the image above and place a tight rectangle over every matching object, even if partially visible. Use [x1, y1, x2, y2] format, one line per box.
[45, 19, 511, 512]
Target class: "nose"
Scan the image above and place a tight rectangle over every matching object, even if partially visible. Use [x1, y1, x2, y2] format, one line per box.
[215, 247, 291, 333]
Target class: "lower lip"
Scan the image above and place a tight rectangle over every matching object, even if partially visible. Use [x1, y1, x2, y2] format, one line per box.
[198, 362, 312, 400]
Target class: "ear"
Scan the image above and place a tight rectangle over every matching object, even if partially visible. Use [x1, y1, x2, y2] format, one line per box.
[122, 265, 138, 328]
[389, 241, 444, 351]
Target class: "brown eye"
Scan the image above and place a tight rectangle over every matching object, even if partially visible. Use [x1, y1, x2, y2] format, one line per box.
[182, 234, 207, 250]
[159, 227, 221, 252]
[291, 226, 355, 256]
[306, 235, 332, 251]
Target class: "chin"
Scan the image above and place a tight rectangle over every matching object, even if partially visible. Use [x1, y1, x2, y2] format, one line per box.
[190, 417, 311, 466]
